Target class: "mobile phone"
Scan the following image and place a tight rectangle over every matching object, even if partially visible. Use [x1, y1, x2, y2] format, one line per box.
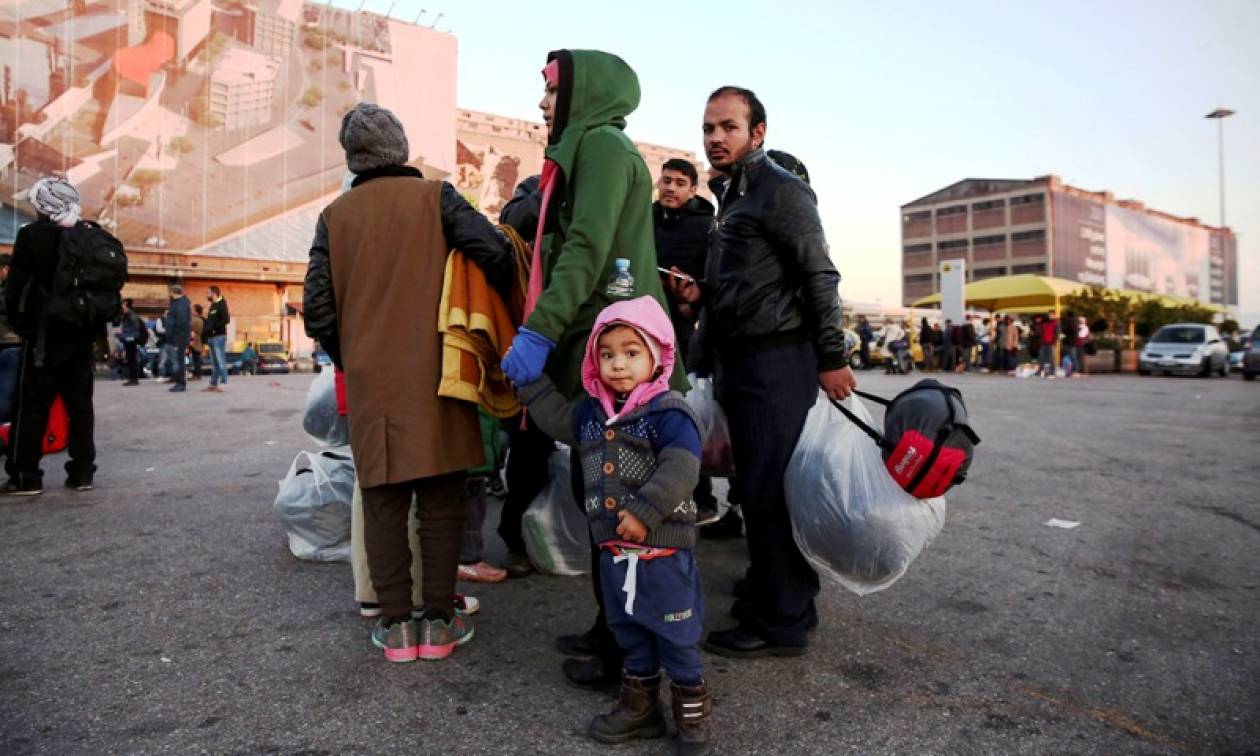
[657, 267, 697, 284]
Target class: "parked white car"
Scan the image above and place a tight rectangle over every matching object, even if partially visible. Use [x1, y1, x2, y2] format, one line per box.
[1138, 323, 1230, 377]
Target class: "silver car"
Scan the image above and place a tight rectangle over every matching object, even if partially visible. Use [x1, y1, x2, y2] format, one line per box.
[1138, 323, 1230, 377]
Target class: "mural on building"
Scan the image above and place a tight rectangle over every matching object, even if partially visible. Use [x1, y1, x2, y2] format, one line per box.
[1, 1, 456, 260]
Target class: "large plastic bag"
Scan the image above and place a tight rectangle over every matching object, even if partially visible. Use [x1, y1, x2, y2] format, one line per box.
[785, 393, 946, 595]
[273, 450, 355, 562]
[303, 369, 349, 448]
[522, 446, 590, 576]
[683, 375, 735, 477]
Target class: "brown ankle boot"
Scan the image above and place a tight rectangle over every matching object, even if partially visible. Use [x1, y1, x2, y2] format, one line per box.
[588, 672, 667, 744]
[671, 680, 713, 756]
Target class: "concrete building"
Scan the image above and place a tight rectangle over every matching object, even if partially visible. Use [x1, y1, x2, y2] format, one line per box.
[455, 109, 703, 220]
[208, 46, 277, 131]
[250, 0, 300, 58]
[900, 175, 1238, 308]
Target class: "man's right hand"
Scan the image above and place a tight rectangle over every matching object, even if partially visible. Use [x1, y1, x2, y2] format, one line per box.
[666, 266, 702, 305]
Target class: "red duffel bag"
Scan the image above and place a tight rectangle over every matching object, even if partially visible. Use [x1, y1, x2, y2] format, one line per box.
[0, 395, 69, 455]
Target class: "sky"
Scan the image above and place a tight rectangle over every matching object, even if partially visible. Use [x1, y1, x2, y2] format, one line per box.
[337, 0, 1258, 325]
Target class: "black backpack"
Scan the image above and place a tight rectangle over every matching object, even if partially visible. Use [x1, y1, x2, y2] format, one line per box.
[832, 379, 979, 499]
[45, 221, 128, 327]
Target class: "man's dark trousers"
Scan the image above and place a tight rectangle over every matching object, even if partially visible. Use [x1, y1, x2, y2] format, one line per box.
[718, 337, 820, 647]
[6, 344, 96, 487]
[497, 415, 553, 554]
[171, 340, 188, 389]
[124, 341, 140, 382]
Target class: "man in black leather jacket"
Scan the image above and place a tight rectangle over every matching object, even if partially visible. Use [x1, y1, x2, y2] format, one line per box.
[670, 86, 856, 659]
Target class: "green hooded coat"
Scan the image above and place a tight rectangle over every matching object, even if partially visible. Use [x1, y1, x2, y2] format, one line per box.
[525, 49, 688, 399]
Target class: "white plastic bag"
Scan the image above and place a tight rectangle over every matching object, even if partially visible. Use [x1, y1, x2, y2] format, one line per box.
[683, 375, 735, 477]
[273, 450, 355, 562]
[302, 369, 349, 448]
[522, 446, 589, 576]
[785, 393, 946, 595]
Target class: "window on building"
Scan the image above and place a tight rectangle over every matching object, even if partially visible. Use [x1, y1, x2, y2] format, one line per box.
[936, 205, 967, 217]
[1011, 230, 1045, 242]
[972, 266, 1007, 280]
[973, 234, 1005, 246]
[972, 199, 1004, 212]
[938, 239, 969, 251]
[902, 210, 930, 223]
[903, 243, 931, 254]
[1011, 263, 1047, 274]
[904, 274, 933, 286]
[1010, 193, 1044, 206]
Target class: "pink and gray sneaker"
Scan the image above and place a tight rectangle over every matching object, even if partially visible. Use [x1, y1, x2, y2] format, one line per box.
[370, 618, 419, 663]
[417, 613, 474, 660]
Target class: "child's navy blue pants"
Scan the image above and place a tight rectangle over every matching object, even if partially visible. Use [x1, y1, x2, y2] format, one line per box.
[599, 547, 704, 686]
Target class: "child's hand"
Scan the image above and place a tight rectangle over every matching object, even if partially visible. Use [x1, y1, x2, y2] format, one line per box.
[616, 510, 647, 543]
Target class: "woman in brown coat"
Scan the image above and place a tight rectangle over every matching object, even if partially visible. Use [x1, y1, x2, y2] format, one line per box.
[303, 104, 514, 663]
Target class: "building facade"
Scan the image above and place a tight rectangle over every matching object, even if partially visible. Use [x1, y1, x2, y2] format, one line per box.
[900, 175, 1238, 308]
[250, 0, 300, 58]
[454, 109, 704, 221]
[208, 47, 277, 131]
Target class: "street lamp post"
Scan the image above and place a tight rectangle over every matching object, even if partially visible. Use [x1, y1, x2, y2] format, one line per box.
[1204, 107, 1235, 227]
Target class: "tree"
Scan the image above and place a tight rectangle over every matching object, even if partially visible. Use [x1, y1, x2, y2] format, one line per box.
[299, 86, 324, 108]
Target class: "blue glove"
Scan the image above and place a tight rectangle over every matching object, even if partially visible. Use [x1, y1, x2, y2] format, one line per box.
[502, 327, 556, 386]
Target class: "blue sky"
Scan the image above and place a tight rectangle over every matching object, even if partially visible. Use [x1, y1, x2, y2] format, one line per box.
[345, 0, 1259, 326]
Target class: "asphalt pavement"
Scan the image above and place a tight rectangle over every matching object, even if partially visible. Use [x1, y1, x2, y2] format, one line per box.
[1, 370, 1257, 755]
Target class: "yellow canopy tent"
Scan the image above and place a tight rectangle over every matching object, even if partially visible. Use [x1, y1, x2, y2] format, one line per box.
[911, 274, 1230, 315]
[911, 274, 1083, 313]
[911, 274, 1229, 368]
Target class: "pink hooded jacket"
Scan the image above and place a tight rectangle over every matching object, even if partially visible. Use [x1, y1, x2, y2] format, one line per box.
[580, 296, 676, 422]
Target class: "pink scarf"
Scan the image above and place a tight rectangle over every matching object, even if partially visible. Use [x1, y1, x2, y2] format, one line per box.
[524, 59, 562, 320]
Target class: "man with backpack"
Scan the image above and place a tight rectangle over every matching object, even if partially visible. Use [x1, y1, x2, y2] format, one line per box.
[202, 286, 230, 392]
[3, 177, 126, 495]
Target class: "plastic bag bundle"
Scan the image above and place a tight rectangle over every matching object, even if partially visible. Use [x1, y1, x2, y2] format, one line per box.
[522, 447, 590, 576]
[273, 450, 355, 562]
[302, 369, 349, 447]
[785, 394, 946, 595]
[683, 375, 735, 477]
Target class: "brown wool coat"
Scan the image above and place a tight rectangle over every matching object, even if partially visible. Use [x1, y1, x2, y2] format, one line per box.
[323, 176, 483, 488]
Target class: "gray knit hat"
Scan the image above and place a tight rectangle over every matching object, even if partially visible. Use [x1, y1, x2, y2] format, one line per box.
[339, 103, 409, 173]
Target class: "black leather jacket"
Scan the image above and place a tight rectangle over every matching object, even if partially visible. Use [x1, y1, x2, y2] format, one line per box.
[303, 167, 514, 369]
[700, 149, 845, 370]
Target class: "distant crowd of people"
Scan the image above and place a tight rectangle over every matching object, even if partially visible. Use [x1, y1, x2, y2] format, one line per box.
[854, 309, 1094, 379]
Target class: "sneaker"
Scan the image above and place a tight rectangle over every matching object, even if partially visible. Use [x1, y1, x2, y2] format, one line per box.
[370, 618, 419, 663]
[122, 380, 139, 386]
[168, 385, 186, 393]
[65, 478, 93, 492]
[359, 602, 382, 618]
[0, 479, 42, 496]
[458, 561, 507, 584]
[155, 376, 170, 384]
[416, 613, 474, 660]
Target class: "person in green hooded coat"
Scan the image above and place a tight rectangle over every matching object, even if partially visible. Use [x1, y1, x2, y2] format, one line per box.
[500, 48, 691, 700]
[501, 50, 687, 397]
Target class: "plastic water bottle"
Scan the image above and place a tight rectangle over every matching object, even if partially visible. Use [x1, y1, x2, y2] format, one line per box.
[606, 258, 635, 296]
